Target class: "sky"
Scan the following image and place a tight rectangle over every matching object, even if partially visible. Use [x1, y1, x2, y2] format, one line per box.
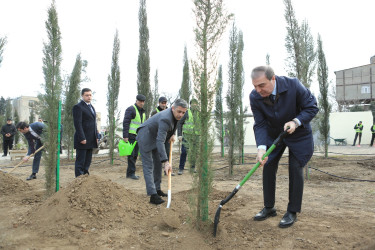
[0, 0, 374, 122]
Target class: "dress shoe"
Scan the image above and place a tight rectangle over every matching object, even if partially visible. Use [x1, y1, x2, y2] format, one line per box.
[157, 190, 168, 197]
[279, 211, 297, 228]
[254, 207, 277, 221]
[150, 194, 165, 205]
[178, 170, 183, 175]
[2, 155, 6, 157]
[26, 174, 37, 181]
[127, 175, 139, 180]
[164, 171, 175, 176]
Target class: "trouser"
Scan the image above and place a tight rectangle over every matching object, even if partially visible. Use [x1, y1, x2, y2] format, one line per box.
[353, 132, 362, 145]
[75, 148, 93, 177]
[127, 137, 139, 177]
[3, 139, 13, 155]
[178, 137, 195, 170]
[139, 146, 162, 196]
[263, 146, 304, 213]
[165, 141, 170, 161]
[371, 134, 375, 146]
[32, 140, 43, 174]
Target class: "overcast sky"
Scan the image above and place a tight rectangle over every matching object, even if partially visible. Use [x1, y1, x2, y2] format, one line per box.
[0, 0, 374, 121]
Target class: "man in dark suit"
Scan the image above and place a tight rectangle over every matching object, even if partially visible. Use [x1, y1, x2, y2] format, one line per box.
[1, 118, 16, 157]
[16, 121, 46, 180]
[250, 66, 318, 228]
[73, 88, 98, 177]
[136, 99, 188, 204]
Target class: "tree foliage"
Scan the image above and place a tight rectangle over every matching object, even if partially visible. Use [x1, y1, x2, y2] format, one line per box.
[107, 30, 121, 165]
[152, 69, 159, 109]
[137, 0, 152, 118]
[284, 0, 315, 88]
[179, 46, 191, 103]
[317, 34, 331, 158]
[0, 36, 7, 67]
[191, 0, 232, 225]
[39, 2, 63, 196]
[214, 65, 224, 157]
[63, 54, 86, 160]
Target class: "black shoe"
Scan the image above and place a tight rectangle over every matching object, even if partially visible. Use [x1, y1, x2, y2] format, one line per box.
[150, 194, 165, 205]
[254, 207, 277, 221]
[26, 174, 36, 181]
[279, 211, 297, 228]
[1, 155, 6, 157]
[127, 175, 139, 180]
[157, 190, 168, 197]
[178, 170, 183, 175]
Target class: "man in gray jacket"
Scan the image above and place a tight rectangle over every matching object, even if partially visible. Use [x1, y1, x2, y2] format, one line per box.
[136, 99, 188, 204]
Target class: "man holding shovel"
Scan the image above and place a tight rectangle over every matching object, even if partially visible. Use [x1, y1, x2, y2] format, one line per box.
[16, 121, 46, 180]
[136, 99, 188, 205]
[250, 66, 318, 228]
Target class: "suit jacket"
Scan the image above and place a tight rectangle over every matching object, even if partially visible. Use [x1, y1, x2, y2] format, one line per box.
[136, 108, 178, 162]
[250, 75, 319, 166]
[73, 100, 98, 149]
[24, 122, 46, 155]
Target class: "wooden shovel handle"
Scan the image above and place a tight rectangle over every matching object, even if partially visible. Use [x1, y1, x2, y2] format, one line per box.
[9, 145, 45, 173]
[168, 141, 173, 190]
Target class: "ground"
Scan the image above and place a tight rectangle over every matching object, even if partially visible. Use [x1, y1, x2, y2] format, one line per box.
[0, 145, 375, 249]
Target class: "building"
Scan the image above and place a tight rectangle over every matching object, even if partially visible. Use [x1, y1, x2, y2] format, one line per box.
[335, 55, 375, 106]
[12, 96, 40, 123]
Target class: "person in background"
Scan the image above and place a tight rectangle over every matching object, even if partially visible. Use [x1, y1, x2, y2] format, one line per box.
[16, 121, 46, 180]
[1, 118, 16, 157]
[122, 94, 146, 180]
[369, 123, 375, 147]
[352, 121, 363, 147]
[73, 88, 98, 177]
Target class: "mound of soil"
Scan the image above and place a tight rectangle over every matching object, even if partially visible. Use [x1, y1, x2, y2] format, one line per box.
[0, 171, 30, 195]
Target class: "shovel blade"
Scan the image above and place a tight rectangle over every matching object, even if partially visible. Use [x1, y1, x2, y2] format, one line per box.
[213, 205, 222, 237]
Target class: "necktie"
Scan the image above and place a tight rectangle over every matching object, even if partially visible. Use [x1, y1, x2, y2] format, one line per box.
[88, 104, 95, 115]
[269, 94, 275, 103]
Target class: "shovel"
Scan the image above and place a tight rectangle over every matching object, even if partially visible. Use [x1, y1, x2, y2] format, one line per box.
[8, 145, 45, 173]
[213, 129, 289, 237]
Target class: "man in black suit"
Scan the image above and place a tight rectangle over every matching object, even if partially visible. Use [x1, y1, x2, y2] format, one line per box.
[16, 121, 46, 180]
[1, 118, 16, 157]
[73, 88, 98, 177]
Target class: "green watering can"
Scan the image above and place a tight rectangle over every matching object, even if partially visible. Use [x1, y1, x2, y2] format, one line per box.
[118, 140, 137, 156]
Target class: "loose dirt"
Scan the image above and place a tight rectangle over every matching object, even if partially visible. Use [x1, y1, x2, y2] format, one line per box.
[0, 147, 375, 249]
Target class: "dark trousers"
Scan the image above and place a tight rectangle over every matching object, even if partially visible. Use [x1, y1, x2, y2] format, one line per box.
[75, 148, 93, 177]
[179, 137, 196, 170]
[353, 132, 362, 145]
[263, 147, 304, 213]
[165, 141, 170, 161]
[32, 140, 43, 174]
[3, 139, 13, 156]
[127, 137, 139, 177]
[371, 134, 375, 146]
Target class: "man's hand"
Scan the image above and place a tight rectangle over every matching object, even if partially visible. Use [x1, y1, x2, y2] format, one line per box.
[163, 161, 172, 175]
[169, 135, 175, 143]
[5, 133, 10, 137]
[22, 156, 30, 162]
[123, 138, 129, 143]
[80, 140, 87, 144]
[284, 121, 297, 134]
[178, 136, 182, 142]
[256, 149, 268, 167]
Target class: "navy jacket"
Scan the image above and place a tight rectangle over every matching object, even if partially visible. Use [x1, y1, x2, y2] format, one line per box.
[250, 76, 319, 166]
[122, 104, 145, 139]
[73, 100, 98, 149]
[1, 123, 16, 140]
[23, 122, 46, 155]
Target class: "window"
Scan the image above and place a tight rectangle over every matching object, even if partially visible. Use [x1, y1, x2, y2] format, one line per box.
[361, 86, 370, 94]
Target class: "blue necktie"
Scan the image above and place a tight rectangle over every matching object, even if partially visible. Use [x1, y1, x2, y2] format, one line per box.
[269, 94, 275, 103]
[88, 104, 95, 115]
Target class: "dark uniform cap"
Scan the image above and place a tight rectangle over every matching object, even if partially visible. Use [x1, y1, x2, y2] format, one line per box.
[7, 118, 12, 121]
[136, 94, 146, 101]
[159, 96, 167, 103]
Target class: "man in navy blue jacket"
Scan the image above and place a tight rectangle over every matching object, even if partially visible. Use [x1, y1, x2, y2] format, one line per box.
[250, 66, 318, 228]
[16, 121, 46, 180]
[73, 88, 98, 177]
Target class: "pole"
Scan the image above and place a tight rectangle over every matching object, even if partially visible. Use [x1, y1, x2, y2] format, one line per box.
[221, 113, 224, 157]
[56, 100, 61, 192]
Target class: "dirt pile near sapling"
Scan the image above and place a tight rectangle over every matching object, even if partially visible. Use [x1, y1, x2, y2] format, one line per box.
[0, 171, 30, 195]
[26, 175, 150, 238]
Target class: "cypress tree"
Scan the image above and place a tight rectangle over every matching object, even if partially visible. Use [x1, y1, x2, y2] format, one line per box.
[192, 0, 232, 225]
[152, 69, 159, 109]
[107, 30, 121, 165]
[0, 36, 7, 67]
[63, 54, 85, 160]
[214, 65, 224, 157]
[179, 46, 191, 103]
[39, 1, 63, 196]
[317, 34, 331, 158]
[137, 0, 152, 118]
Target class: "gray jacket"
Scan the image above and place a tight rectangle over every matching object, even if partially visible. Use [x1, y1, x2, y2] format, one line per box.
[136, 108, 178, 162]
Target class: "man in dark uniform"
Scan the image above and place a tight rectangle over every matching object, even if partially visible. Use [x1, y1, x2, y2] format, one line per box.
[73, 88, 98, 177]
[1, 118, 16, 157]
[16, 121, 46, 180]
[122, 94, 146, 180]
[250, 66, 318, 228]
[352, 121, 363, 147]
[150, 96, 168, 117]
